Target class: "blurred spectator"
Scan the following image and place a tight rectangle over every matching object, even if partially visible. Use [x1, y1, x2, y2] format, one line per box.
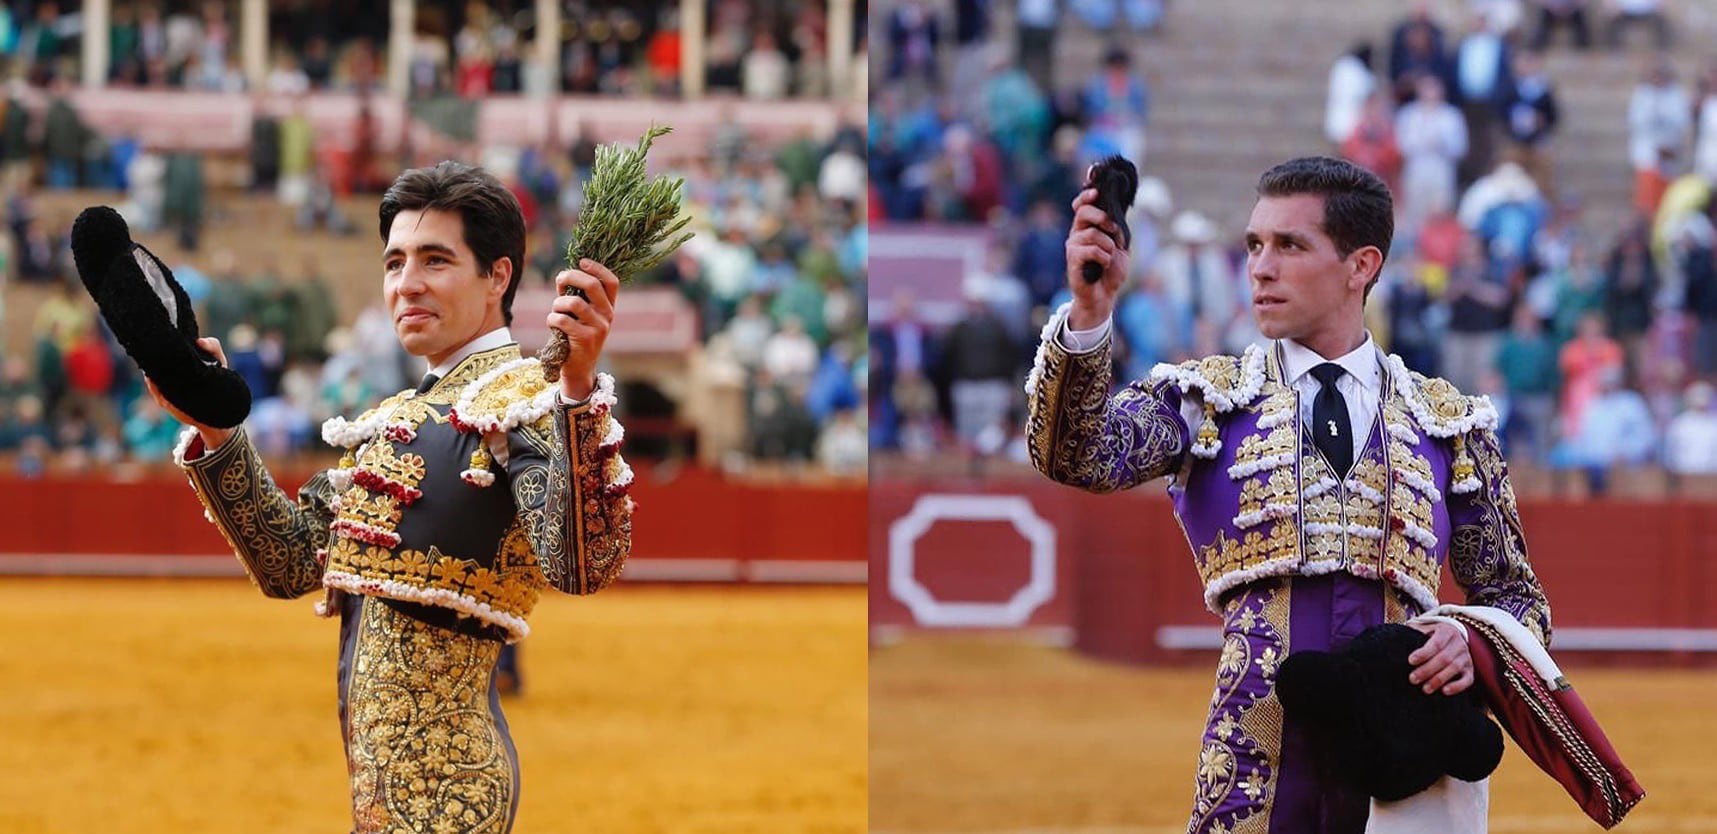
[1531, 0, 1593, 50]
[1684, 205, 1717, 376]
[1417, 207, 1467, 267]
[1015, 199, 1069, 306]
[1325, 43, 1377, 146]
[17, 3, 65, 82]
[1396, 75, 1468, 233]
[743, 30, 790, 100]
[1444, 235, 1514, 393]
[1603, 220, 1658, 377]
[1454, 13, 1514, 185]
[1341, 92, 1404, 193]
[762, 315, 819, 386]
[941, 296, 1019, 454]
[1495, 304, 1560, 462]
[163, 151, 206, 250]
[886, 1, 940, 89]
[1558, 312, 1624, 439]
[122, 396, 182, 461]
[1605, 0, 1669, 50]
[1389, 15, 1454, 104]
[748, 369, 817, 462]
[1546, 241, 1607, 340]
[1500, 50, 1559, 190]
[1555, 365, 1654, 493]
[1694, 62, 1717, 183]
[1664, 382, 1717, 476]
[871, 292, 932, 451]
[1157, 211, 1239, 353]
[1115, 271, 1177, 380]
[983, 59, 1053, 173]
[815, 407, 867, 475]
[818, 134, 866, 204]
[1080, 48, 1150, 168]
[949, 0, 993, 110]
[1628, 59, 1690, 214]
[1017, 0, 1059, 93]
[724, 295, 775, 370]
[936, 124, 1005, 223]
[41, 79, 88, 189]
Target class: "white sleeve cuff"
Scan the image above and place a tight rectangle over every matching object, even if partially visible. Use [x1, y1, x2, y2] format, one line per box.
[1057, 317, 1113, 354]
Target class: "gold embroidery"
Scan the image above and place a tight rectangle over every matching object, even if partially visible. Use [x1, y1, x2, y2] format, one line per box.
[1420, 376, 1475, 422]
[184, 428, 331, 598]
[347, 598, 514, 834]
[1024, 337, 1187, 493]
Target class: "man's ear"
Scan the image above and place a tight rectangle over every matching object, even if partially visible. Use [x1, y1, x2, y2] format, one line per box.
[487, 256, 513, 301]
[1348, 246, 1383, 294]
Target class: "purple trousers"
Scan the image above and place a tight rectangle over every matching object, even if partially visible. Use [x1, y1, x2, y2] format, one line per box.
[1186, 574, 1420, 834]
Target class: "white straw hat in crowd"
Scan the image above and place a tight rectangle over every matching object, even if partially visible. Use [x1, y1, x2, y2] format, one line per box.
[1171, 210, 1217, 244]
[1135, 176, 1173, 218]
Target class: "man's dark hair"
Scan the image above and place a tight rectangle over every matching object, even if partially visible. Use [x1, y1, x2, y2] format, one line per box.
[1257, 156, 1394, 293]
[378, 161, 527, 325]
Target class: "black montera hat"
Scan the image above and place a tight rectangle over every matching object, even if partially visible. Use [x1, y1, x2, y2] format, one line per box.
[70, 206, 251, 429]
[1277, 623, 1504, 802]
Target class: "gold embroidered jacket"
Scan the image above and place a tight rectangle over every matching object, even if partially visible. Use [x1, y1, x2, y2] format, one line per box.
[175, 343, 633, 642]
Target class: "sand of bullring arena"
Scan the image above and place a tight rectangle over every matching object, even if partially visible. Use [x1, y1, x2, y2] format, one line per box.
[0, 579, 865, 834]
[872, 636, 1717, 833]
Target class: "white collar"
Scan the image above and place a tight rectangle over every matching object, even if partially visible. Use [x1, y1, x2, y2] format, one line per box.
[428, 327, 513, 377]
[1280, 332, 1381, 393]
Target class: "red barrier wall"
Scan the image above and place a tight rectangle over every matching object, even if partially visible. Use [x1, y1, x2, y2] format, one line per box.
[0, 465, 867, 569]
[871, 480, 1717, 662]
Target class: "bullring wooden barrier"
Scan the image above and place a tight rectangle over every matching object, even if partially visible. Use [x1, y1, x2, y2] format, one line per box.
[0, 465, 867, 583]
[871, 480, 1717, 664]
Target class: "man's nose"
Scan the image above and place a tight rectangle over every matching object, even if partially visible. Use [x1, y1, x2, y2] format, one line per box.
[1248, 252, 1275, 282]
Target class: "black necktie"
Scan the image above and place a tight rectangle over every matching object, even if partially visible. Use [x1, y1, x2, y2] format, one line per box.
[1310, 362, 1353, 477]
[415, 373, 440, 395]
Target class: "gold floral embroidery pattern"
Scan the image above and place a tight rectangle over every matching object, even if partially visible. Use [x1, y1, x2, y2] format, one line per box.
[420, 347, 520, 406]
[347, 597, 513, 834]
[184, 428, 332, 598]
[1024, 336, 1187, 494]
[325, 538, 543, 638]
[1195, 524, 1300, 587]
[1189, 585, 1290, 834]
[1451, 428, 1553, 645]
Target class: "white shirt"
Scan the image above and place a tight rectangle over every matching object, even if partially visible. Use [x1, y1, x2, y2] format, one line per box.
[1280, 333, 1383, 462]
[1059, 317, 1382, 460]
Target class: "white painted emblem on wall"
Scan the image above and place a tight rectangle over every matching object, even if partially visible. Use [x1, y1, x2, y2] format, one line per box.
[887, 494, 1057, 627]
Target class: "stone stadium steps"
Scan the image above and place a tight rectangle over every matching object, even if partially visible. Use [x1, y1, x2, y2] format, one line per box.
[975, 0, 1715, 238]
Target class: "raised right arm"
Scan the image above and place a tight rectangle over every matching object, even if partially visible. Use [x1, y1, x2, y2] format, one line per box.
[1024, 313, 1190, 494]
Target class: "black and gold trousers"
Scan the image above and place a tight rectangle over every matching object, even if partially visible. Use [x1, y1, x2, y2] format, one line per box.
[337, 594, 519, 834]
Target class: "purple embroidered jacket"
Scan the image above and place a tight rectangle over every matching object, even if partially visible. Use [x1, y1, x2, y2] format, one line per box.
[1024, 314, 1551, 645]
[1025, 308, 1552, 833]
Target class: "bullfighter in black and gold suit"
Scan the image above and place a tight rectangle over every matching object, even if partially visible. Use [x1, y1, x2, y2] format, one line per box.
[154, 162, 632, 833]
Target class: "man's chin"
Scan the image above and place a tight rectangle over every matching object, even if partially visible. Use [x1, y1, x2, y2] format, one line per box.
[395, 331, 436, 358]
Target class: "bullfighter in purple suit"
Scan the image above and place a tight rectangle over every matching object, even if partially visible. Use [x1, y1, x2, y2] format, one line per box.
[1025, 157, 1551, 833]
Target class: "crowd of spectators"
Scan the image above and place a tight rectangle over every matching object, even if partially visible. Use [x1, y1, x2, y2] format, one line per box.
[0, 111, 870, 476]
[0, 0, 865, 102]
[870, 0, 1717, 491]
[0, 5, 869, 478]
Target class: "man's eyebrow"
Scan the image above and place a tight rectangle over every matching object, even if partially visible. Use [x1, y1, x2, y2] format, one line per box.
[382, 243, 459, 260]
[1243, 230, 1311, 246]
